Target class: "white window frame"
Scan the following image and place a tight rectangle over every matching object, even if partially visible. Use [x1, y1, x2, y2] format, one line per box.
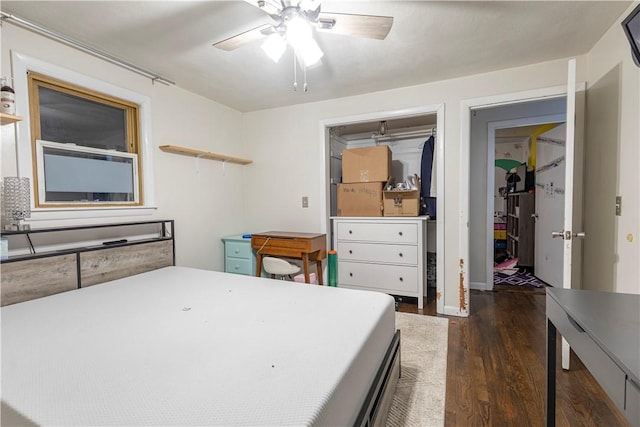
[11, 52, 156, 223]
[36, 140, 140, 206]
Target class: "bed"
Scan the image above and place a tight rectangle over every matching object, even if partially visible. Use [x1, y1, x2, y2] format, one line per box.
[1, 266, 400, 426]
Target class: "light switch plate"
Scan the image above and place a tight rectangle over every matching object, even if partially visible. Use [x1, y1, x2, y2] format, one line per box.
[302, 196, 309, 208]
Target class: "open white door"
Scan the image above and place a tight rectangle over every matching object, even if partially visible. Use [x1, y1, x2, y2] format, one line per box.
[556, 59, 586, 370]
[534, 123, 566, 287]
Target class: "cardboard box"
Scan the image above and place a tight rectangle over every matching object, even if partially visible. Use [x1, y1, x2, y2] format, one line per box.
[383, 189, 420, 216]
[337, 182, 383, 217]
[342, 146, 391, 183]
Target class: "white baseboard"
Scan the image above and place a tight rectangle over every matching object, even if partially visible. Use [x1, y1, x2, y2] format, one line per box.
[470, 281, 487, 291]
[443, 305, 469, 317]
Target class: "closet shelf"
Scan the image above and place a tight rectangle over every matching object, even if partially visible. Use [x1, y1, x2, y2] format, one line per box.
[0, 113, 23, 126]
[159, 145, 252, 165]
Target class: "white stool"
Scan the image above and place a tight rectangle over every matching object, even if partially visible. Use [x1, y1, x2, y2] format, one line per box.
[262, 256, 301, 280]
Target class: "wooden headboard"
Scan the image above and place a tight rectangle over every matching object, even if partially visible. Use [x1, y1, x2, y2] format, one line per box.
[1, 220, 175, 306]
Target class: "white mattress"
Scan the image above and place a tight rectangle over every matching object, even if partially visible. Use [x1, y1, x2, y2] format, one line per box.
[1, 266, 395, 426]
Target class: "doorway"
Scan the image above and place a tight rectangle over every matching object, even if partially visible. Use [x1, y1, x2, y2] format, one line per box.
[468, 97, 567, 292]
[319, 104, 445, 314]
[486, 116, 566, 291]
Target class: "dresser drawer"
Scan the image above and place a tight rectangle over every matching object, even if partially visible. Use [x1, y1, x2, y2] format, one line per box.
[336, 222, 417, 244]
[338, 261, 417, 294]
[225, 240, 253, 260]
[547, 295, 627, 410]
[225, 257, 253, 276]
[336, 242, 418, 265]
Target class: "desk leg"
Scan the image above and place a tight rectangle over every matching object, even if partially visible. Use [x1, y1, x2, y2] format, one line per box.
[256, 253, 263, 278]
[302, 254, 310, 283]
[316, 259, 323, 285]
[546, 318, 557, 427]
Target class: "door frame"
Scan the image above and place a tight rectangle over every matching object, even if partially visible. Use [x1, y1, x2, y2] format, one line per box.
[460, 83, 585, 312]
[319, 104, 445, 314]
[485, 114, 566, 291]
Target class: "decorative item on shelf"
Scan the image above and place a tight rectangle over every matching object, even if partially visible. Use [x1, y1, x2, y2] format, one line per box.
[1, 177, 31, 230]
[1, 77, 16, 115]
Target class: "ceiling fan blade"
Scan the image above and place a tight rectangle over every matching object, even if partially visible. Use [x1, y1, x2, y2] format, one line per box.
[212, 24, 274, 51]
[316, 12, 393, 40]
[299, 0, 322, 13]
[241, 0, 283, 16]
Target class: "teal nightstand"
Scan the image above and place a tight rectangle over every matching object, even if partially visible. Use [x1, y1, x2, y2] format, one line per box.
[221, 235, 256, 276]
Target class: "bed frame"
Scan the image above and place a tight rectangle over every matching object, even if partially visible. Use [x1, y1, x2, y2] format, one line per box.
[357, 330, 401, 427]
[0, 220, 175, 306]
[1, 220, 401, 426]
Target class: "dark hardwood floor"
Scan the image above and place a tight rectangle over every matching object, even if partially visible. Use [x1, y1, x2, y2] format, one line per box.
[396, 286, 630, 427]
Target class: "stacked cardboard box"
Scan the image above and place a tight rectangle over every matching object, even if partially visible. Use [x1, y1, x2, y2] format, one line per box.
[383, 181, 420, 216]
[336, 182, 384, 217]
[337, 146, 391, 217]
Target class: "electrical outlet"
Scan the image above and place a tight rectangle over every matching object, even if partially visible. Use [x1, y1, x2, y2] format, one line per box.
[302, 196, 309, 208]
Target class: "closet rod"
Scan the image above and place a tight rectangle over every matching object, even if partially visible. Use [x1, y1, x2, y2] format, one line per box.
[371, 126, 436, 140]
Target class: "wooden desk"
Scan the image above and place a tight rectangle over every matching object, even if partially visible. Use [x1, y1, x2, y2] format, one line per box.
[546, 288, 640, 426]
[251, 231, 326, 285]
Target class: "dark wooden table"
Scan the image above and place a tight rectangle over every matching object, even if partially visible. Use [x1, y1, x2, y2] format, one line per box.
[546, 288, 640, 426]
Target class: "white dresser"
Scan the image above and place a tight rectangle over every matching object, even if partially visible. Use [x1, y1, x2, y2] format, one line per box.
[331, 217, 428, 309]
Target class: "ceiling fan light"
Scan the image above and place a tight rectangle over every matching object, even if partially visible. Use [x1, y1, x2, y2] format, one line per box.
[261, 33, 286, 63]
[298, 37, 324, 67]
[286, 15, 312, 42]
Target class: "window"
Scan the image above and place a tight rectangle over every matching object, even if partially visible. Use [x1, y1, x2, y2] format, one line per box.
[36, 140, 139, 204]
[27, 72, 142, 207]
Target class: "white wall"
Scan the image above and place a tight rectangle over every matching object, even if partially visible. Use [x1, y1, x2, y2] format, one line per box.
[242, 58, 586, 314]
[584, 2, 640, 294]
[1, 24, 248, 270]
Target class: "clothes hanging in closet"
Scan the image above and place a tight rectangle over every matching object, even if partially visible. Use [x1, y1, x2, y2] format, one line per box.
[420, 135, 436, 218]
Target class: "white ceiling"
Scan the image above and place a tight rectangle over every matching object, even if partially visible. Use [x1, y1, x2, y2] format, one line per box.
[1, 1, 632, 112]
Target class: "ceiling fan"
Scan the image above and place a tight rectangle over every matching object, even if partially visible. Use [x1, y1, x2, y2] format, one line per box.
[213, 0, 393, 78]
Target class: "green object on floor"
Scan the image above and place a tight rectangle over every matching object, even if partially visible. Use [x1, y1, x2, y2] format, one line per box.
[328, 250, 338, 287]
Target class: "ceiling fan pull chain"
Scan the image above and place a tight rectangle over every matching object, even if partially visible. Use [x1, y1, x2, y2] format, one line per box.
[293, 54, 298, 91]
[303, 64, 308, 92]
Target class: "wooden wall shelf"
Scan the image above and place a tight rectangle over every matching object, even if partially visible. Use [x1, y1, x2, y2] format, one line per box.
[159, 145, 252, 165]
[0, 112, 23, 125]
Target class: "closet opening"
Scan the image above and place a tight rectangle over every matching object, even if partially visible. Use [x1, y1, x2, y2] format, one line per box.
[320, 105, 444, 314]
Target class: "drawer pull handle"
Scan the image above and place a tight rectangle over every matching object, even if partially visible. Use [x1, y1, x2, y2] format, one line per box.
[399, 231, 403, 236]
[567, 315, 585, 333]
[234, 265, 239, 270]
[235, 249, 239, 254]
[349, 272, 353, 277]
[399, 277, 404, 282]
[349, 250, 353, 254]
[399, 253, 403, 257]
[349, 230, 353, 234]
